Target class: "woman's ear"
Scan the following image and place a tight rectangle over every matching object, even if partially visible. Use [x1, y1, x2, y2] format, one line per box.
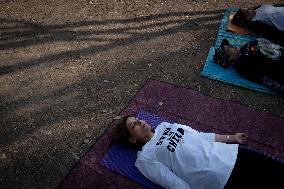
[129, 137, 137, 144]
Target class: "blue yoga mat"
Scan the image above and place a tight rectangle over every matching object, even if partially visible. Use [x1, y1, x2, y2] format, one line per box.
[201, 8, 275, 94]
[202, 47, 275, 94]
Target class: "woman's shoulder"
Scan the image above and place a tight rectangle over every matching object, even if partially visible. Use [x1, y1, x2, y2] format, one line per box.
[137, 141, 158, 160]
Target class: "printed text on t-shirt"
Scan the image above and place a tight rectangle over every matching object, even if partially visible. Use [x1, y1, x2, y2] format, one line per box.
[156, 127, 184, 152]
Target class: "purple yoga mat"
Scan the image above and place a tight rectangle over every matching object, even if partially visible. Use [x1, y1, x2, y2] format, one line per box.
[58, 79, 284, 189]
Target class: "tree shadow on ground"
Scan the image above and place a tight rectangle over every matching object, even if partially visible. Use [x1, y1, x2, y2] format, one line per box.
[0, 8, 223, 160]
[0, 43, 210, 145]
[0, 9, 223, 75]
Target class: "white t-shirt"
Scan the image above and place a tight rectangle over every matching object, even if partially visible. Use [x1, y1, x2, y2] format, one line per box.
[253, 4, 284, 31]
[135, 122, 238, 189]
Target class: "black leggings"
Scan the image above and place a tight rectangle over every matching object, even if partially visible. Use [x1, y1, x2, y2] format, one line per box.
[224, 148, 284, 189]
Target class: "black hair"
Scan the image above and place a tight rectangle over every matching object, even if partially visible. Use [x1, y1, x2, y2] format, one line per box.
[213, 39, 231, 70]
[115, 115, 132, 144]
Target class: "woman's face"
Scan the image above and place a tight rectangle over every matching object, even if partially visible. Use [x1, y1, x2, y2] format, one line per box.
[125, 117, 152, 143]
[223, 45, 241, 62]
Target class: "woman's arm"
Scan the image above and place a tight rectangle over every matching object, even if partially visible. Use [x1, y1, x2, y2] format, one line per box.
[171, 123, 248, 144]
[215, 133, 248, 144]
[135, 158, 191, 189]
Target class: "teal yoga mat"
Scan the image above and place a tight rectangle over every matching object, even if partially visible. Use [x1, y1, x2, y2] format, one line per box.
[201, 8, 275, 94]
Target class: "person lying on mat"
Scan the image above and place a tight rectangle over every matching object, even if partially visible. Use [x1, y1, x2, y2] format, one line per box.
[213, 38, 284, 94]
[232, 4, 284, 46]
[116, 116, 283, 189]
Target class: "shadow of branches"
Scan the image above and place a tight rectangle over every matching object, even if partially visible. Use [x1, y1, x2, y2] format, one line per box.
[0, 9, 222, 75]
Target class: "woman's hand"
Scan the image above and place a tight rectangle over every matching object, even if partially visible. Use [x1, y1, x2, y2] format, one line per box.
[233, 133, 248, 144]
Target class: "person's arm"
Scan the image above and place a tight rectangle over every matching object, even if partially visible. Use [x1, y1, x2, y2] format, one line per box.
[172, 123, 214, 142]
[171, 123, 248, 144]
[215, 133, 248, 144]
[135, 158, 191, 189]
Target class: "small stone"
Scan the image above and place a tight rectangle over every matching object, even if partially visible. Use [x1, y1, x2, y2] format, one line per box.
[158, 102, 164, 106]
[84, 139, 90, 144]
[114, 116, 122, 120]
[71, 152, 80, 161]
[0, 153, 7, 160]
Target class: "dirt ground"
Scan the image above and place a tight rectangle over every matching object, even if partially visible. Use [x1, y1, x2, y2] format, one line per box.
[0, 0, 283, 188]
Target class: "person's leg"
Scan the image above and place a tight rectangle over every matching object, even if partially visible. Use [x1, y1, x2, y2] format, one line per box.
[224, 148, 284, 189]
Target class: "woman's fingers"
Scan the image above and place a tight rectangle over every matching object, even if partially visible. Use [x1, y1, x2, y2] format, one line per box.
[242, 133, 248, 143]
[237, 133, 248, 144]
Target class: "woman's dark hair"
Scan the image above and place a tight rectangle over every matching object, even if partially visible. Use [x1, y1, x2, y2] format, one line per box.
[114, 115, 145, 149]
[232, 9, 251, 28]
[115, 115, 132, 144]
[213, 39, 231, 69]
